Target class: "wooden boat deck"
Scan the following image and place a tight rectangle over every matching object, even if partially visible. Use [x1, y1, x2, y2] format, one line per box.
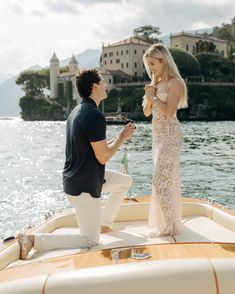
[0, 242, 235, 283]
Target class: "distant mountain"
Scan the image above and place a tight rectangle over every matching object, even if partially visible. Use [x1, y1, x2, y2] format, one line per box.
[0, 76, 24, 117]
[160, 35, 171, 46]
[0, 65, 44, 117]
[0, 72, 14, 85]
[27, 65, 43, 71]
[60, 49, 101, 68]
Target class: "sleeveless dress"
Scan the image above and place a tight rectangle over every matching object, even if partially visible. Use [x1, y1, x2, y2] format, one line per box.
[148, 80, 183, 236]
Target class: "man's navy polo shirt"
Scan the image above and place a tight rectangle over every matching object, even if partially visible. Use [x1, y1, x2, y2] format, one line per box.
[63, 97, 106, 198]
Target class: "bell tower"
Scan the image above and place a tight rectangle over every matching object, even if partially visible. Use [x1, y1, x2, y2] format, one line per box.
[50, 52, 60, 99]
[68, 54, 78, 73]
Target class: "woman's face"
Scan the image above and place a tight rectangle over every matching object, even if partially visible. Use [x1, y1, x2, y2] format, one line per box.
[146, 56, 165, 79]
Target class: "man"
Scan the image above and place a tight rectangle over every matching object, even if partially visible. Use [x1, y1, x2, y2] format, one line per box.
[18, 69, 135, 259]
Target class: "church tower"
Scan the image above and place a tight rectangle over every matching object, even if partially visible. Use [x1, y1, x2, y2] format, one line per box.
[68, 54, 78, 73]
[50, 52, 60, 99]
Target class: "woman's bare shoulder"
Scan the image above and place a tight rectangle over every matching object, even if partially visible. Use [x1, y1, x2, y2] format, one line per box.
[168, 77, 183, 90]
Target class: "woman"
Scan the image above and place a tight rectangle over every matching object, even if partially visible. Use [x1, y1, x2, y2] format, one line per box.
[142, 43, 188, 236]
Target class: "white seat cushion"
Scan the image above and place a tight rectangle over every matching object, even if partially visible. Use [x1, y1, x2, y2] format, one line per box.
[176, 216, 235, 243]
[7, 216, 235, 267]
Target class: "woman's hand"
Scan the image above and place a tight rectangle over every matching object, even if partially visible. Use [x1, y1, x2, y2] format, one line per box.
[144, 84, 156, 103]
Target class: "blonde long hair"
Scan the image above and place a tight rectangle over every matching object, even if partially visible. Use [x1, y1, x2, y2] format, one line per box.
[143, 43, 188, 109]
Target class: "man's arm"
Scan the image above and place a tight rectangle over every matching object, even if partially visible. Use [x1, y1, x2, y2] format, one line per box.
[91, 123, 135, 165]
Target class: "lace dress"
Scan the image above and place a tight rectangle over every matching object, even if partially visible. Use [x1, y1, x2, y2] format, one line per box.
[148, 84, 183, 236]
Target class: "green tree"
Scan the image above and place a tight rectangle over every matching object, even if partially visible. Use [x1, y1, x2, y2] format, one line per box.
[58, 83, 64, 98]
[196, 53, 235, 80]
[133, 25, 161, 44]
[65, 80, 73, 114]
[19, 96, 34, 120]
[212, 17, 235, 59]
[16, 70, 49, 97]
[213, 24, 233, 42]
[169, 48, 201, 77]
[65, 80, 73, 103]
[103, 87, 145, 113]
[19, 95, 50, 120]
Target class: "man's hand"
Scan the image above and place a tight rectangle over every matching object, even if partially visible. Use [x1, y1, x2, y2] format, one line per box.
[91, 122, 136, 165]
[120, 122, 136, 142]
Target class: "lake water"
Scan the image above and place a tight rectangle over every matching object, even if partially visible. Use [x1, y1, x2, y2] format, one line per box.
[0, 118, 234, 241]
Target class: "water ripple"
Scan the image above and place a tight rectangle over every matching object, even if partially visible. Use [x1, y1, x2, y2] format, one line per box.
[0, 119, 234, 241]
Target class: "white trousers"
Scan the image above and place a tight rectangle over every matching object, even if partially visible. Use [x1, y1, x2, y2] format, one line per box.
[34, 169, 132, 252]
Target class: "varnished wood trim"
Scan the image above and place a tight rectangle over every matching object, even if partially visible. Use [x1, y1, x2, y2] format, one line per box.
[208, 259, 220, 294]
[42, 273, 51, 294]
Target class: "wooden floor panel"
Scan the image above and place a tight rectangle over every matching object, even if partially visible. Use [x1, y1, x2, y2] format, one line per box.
[0, 242, 234, 283]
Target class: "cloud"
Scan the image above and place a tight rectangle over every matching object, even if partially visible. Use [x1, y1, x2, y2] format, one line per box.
[1, 0, 235, 74]
[43, 0, 125, 15]
[10, 4, 24, 15]
[132, 0, 235, 35]
[71, 0, 122, 4]
[31, 10, 47, 17]
[43, 0, 81, 14]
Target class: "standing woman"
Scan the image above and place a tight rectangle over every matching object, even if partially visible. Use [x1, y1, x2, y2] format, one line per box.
[142, 43, 188, 236]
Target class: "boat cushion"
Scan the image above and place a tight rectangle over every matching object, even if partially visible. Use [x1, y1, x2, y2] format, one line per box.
[6, 215, 235, 267]
[176, 216, 235, 243]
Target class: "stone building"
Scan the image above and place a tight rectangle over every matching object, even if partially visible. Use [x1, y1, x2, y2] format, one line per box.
[99, 37, 151, 90]
[100, 37, 151, 77]
[50, 52, 80, 103]
[170, 31, 228, 58]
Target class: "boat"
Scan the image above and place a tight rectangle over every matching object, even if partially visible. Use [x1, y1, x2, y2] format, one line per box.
[105, 115, 127, 125]
[0, 196, 235, 293]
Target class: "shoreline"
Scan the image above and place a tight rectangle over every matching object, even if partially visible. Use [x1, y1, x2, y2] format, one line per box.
[0, 116, 235, 122]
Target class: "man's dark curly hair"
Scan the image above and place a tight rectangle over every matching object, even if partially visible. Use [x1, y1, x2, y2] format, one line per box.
[76, 69, 101, 98]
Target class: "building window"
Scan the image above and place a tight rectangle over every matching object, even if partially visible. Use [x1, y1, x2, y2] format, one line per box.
[186, 44, 189, 51]
[221, 50, 224, 57]
[116, 59, 120, 63]
[134, 62, 137, 68]
[126, 62, 128, 68]
[134, 72, 137, 76]
[121, 50, 123, 55]
[109, 79, 112, 84]
[116, 51, 119, 56]
[104, 53, 107, 57]
[143, 49, 145, 53]
[175, 45, 178, 47]
[110, 60, 112, 64]
[134, 49, 137, 54]
[121, 63, 123, 68]
[109, 52, 113, 57]
[126, 49, 128, 54]
[104, 61, 107, 65]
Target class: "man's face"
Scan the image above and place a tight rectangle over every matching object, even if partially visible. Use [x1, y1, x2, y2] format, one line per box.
[95, 75, 108, 100]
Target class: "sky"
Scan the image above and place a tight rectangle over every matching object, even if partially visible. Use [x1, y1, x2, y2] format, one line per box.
[0, 0, 235, 75]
